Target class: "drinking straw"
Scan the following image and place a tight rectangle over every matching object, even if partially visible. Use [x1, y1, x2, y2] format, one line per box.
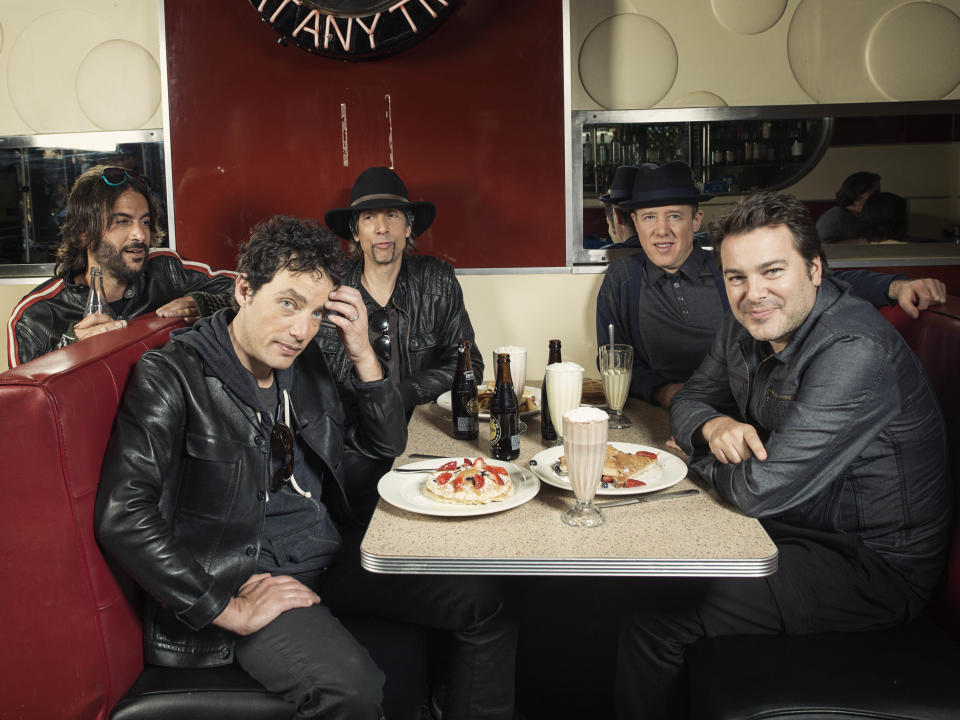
[608, 323, 614, 354]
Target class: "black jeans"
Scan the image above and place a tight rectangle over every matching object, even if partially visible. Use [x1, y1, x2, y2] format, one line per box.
[321, 532, 518, 720]
[615, 521, 924, 720]
[237, 530, 517, 720]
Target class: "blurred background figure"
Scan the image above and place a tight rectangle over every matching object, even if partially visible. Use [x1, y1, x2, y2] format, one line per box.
[817, 171, 881, 243]
[857, 191, 908, 243]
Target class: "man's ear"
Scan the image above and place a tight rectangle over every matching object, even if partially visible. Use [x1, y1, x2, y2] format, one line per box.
[809, 256, 823, 287]
[234, 274, 251, 307]
[692, 210, 704, 233]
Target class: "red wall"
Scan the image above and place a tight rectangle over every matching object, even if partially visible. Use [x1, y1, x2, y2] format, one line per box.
[164, 0, 565, 271]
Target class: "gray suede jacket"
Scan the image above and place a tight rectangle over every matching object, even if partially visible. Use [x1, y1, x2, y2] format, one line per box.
[670, 277, 951, 600]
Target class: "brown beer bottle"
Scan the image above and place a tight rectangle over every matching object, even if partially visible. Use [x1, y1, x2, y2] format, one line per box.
[489, 353, 519, 460]
[540, 339, 562, 442]
[451, 339, 479, 440]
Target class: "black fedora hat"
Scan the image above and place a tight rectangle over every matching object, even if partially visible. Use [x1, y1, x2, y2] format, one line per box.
[599, 165, 639, 204]
[325, 167, 436, 240]
[619, 161, 713, 210]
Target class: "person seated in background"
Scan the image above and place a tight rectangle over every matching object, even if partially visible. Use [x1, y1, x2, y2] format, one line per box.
[599, 165, 641, 248]
[7, 164, 234, 368]
[317, 166, 482, 416]
[616, 191, 951, 720]
[95, 216, 517, 720]
[815, 170, 881, 243]
[595, 161, 946, 410]
[857, 191, 909, 243]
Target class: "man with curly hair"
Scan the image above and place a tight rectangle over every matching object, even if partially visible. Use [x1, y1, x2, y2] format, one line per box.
[96, 215, 517, 720]
[7, 164, 234, 367]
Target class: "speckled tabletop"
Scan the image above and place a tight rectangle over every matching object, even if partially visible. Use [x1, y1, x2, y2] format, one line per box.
[361, 390, 778, 577]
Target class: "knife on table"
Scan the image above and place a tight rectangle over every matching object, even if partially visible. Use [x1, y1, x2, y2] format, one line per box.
[595, 489, 699, 507]
[408, 453, 448, 460]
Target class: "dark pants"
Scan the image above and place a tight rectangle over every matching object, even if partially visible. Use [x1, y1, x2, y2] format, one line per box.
[615, 521, 924, 720]
[237, 531, 517, 720]
[322, 533, 517, 720]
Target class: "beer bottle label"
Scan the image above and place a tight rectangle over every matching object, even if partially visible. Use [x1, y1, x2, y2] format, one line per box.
[463, 370, 474, 381]
[511, 433, 520, 450]
[490, 416, 502, 445]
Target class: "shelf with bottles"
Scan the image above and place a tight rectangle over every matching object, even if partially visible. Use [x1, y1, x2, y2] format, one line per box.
[581, 117, 831, 199]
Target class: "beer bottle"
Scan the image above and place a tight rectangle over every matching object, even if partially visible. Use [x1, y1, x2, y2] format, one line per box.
[489, 352, 519, 460]
[451, 339, 479, 440]
[84, 266, 115, 319]
[541, 339, 562, 442]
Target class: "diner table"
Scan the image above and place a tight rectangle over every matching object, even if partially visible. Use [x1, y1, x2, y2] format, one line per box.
[360, 385, 778, 578]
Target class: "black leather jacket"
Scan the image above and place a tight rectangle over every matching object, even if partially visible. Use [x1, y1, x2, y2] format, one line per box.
[316, 254, 483, 411]
[7, 249, 235, 368]
[94, 337, 406, 668]
[671, 277, 951, 600]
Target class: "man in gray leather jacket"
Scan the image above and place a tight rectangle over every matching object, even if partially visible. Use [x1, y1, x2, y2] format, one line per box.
[95, 216, 516, 720]
[616, 192, 951, 720]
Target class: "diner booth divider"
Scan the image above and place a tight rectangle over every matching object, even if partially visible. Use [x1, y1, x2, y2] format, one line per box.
[0, 314, 427, 720]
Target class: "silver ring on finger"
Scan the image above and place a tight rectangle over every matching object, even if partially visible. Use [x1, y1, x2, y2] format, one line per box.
[352, 312, 360, 322]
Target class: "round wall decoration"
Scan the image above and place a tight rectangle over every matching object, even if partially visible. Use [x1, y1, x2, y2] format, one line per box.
[250, 0, 462, 60]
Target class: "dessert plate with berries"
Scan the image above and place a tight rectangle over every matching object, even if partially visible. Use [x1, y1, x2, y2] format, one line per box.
[378, 456, 540, 516]
[529, 443, 687, 496]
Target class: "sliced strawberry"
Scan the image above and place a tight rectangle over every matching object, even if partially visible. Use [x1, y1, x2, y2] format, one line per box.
[488, 465, 508, 476]
[435, 472, 452, 485]
[453, 477, 464, 491]
[625, 478, 646, 488]
[602, 475, 616, 484]
[474, 474, 485, 490]
[438, 460, 458, 471]
[636, 451, 658, 459]
[472, 457, 487, 469]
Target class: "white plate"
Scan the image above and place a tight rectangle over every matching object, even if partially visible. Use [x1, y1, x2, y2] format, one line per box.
[436, 387, 541, 419]
[377, 458, 540, 517]
[528, 442, 687, 496]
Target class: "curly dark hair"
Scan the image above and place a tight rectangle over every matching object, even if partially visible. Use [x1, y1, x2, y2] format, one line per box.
[709, 191, 824, 270]
[835, 171, 881, 209]
[55, 164, 165, 278]
[237, 216, 345, 301]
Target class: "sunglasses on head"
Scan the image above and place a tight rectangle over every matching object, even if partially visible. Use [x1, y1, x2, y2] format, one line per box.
[100, 167, 150, 190]
[270, 421, 294, 493]
[370, 309, 391, 362]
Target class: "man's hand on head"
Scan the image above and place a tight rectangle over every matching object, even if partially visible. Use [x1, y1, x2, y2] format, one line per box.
[212, 573, 321, 636]
[888, 278, 947, 319]
[156, 295, 200, 323]
[653, 382, 684, 409]
[701, 416, 768, 464]
[324, 286, 384, 383]
[73, 313, 127, 341]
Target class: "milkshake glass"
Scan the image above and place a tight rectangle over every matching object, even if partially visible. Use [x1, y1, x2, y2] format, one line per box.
[599, 344, 633, 429]
[544, 362, 584, 447]
[494, 346, 528, 431]
[561, 407, 608, 527]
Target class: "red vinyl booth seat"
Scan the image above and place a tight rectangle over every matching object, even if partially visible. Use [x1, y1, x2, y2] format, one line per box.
[0, 314, 427, 720]
[0, 315, 186, 719]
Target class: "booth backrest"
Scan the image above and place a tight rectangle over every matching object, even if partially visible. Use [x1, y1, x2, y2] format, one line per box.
[880, 296, 960, 638]
[0, 315, 185, 720]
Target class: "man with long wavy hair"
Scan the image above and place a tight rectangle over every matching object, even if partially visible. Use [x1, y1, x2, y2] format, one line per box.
[6, 164, 234, 367]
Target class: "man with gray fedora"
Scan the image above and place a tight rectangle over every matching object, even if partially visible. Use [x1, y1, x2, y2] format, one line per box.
[595, 161, 946, 410]
[318, 166, 483, 415]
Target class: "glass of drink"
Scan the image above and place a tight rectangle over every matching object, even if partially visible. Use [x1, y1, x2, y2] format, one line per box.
[561, 407, 608, 527]
[494, 346, 528, 432]
[599, 344, 633, 429]
[544, 362, 584, 447]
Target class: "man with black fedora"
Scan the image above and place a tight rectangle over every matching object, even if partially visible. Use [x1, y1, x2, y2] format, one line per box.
[595, 160, 946, 410]
[318, 166, 483, 415]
